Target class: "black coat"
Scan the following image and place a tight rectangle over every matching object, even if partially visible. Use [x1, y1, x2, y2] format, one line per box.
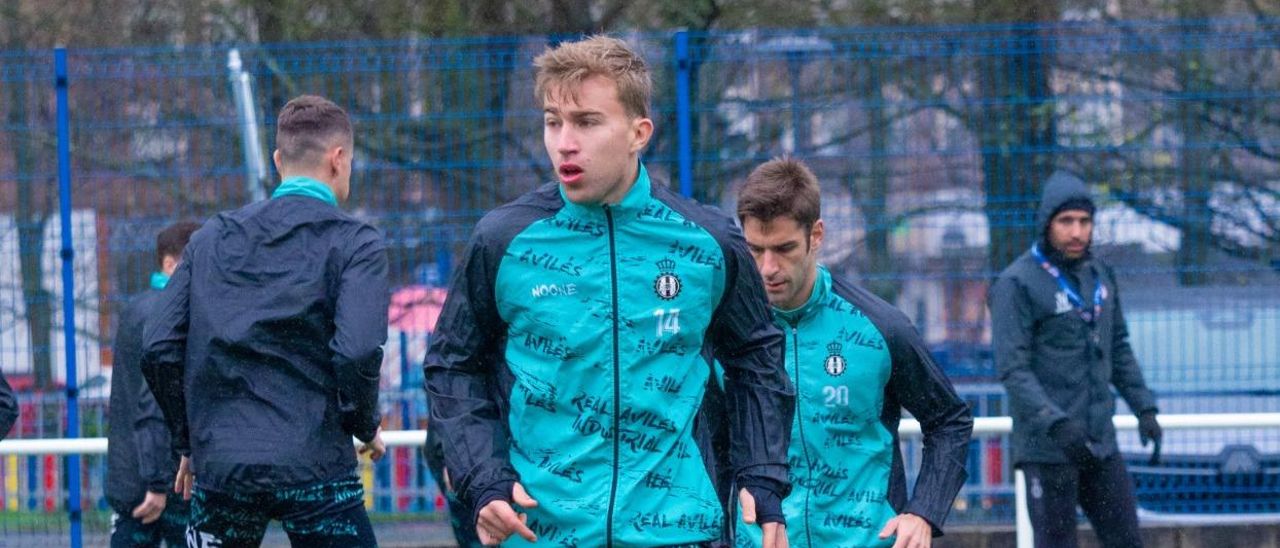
[989, 172, 1158, 464]
[107, 289, 184, 513]
[142, 196, 389, 493]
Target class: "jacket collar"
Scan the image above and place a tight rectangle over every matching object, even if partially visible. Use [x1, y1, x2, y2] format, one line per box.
[272, 176, 338, 207]
[557, 162, 652, 222]
[149, 271, 169, 290]
[773, 264, 832, 326]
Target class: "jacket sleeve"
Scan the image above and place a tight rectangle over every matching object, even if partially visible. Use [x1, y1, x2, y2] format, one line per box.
[1103, 267, 1157, 416]
[989, 275, 1067, 432]
[0, 370, 16, 441]
[886, 317, 973, 534]
[133, 380, 176, 492]
[331, 226, 390, 443]
[708, 226, 795, 497]
[423, 227, 519, 512]
[115, 300, 175, 492]
[141, 251, 193, 455]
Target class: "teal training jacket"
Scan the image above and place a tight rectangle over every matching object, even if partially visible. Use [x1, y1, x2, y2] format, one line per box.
[426, 165, 795, 547]
[735, 266, 972, 547]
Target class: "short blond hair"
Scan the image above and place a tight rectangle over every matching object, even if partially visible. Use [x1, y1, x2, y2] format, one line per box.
[533, 35, 651, 119]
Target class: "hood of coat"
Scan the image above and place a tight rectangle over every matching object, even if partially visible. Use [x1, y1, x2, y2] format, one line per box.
[1036, 170, 1095, 235]
[1035, 170, 1096, 267]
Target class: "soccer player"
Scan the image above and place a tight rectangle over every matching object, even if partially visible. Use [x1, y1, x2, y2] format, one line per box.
[990, 171, 1161, 548]
[142, 95, 388, 548]
[107, 221, 200, 547]
[425, 35, 795, 547]
[735, 158, 973, 547]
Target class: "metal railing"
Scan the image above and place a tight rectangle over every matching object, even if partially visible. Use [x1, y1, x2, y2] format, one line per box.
[6, 413, 1279, 548]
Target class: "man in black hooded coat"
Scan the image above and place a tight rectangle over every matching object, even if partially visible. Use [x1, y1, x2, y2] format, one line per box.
[989, 171, 1162, 548]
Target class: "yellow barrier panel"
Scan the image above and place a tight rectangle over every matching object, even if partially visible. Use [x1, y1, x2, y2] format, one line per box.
[5, 455, 17, 510]
[361, 457, 374, 509]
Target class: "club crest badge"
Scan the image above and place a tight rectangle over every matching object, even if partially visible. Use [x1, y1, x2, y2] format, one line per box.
[1054, 291, 1072, 314]
[824, 342, 847, 377]
[654, 258, 682, 300]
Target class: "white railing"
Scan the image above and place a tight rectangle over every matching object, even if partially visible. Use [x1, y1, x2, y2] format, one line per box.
[0, 428, 430, 456]
[4, 412, 1280, 548]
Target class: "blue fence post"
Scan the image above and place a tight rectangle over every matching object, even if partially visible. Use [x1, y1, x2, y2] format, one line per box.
[674, 30, 693, 199]
[26, 455, 37, 510]
[399, 331, 411, 430]
[54, 46, 83, 548]
[435, 228, 452, 283]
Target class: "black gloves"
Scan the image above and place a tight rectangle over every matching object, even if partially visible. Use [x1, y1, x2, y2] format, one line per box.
[1049, 419, 1099, 467]
[1138, 411, 1162, 465]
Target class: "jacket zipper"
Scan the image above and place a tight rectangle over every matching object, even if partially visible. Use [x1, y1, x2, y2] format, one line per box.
[790, 324, 814, 547]
[604, 205, 620, 547]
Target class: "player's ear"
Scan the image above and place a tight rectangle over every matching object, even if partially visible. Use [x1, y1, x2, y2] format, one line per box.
[629, 117, 653, 153]
[327, 146, 344, 175]
[810, 219, 825, 251]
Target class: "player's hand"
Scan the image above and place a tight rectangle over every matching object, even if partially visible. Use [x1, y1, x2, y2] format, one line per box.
[173, 455, 194, 501]
[739, 488, 790, 548]
[760, 522, 789, 548]
[879, 513, 932, 548]
[359, 427, 386, 461]
[476, 482, 539, 546]
[131, 490, 167, 524]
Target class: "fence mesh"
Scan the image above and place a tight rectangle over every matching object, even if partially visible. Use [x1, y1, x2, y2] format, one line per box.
[1, 17, 1278, 542]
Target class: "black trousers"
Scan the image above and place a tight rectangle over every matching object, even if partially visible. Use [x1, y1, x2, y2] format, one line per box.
[1022, 455, 1143, 548]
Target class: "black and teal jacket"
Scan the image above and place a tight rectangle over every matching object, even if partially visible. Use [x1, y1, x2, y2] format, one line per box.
[425, 165, 795, 546]
[737, 266, 972, 547]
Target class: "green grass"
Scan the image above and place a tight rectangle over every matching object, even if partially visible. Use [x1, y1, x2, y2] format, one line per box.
[0, 508, 113, 529]
[369, 511, 449, 524]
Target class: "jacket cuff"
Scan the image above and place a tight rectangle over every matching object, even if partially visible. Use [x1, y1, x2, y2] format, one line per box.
[744, 484, 785, 525]
[345, 411, 381, 443]
[736, 465, 791, 498]
[146, 479, 172, 494]
[469, 479, 515, 529]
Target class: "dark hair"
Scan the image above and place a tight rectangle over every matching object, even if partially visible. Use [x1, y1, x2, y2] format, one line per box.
[156, 221, 201, 267]
[737, 157, 821, 233]
[275, 95, 353, 168]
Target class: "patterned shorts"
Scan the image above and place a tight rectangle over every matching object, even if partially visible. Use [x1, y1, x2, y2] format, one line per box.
[185, 476, 376, 548]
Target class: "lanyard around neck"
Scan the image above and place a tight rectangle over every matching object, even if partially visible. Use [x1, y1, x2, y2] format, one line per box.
[1030, 243, 1105, 323]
